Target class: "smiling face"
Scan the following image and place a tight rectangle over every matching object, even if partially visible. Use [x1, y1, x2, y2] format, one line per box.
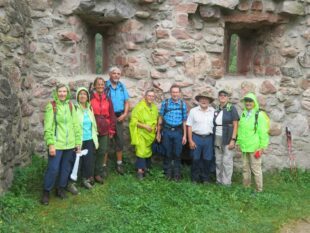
[145, 91, 155, 105]
[198, 97, 210, 109]
[78, 90, 88, 105]
[57, 86, 67, 102]
[218, 92, 229, 105]
[94, 78, 105, 94]
[109, 68, 121, 84]
[244, 99, 255, 110]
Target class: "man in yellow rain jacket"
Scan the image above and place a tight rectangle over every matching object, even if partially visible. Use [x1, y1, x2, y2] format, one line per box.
[129, 90, 158, 180]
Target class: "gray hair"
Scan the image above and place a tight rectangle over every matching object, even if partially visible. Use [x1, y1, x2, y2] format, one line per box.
[108, 66, 121, 73]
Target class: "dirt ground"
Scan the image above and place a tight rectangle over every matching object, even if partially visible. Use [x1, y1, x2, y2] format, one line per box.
[279, 218, 310, 233]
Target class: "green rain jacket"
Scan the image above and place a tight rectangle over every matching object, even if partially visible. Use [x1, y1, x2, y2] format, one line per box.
[75, 87, 99, 149]
[44, 86, 82, 150]
[237, 92, 269, 153]
[129, 99, 159, 158]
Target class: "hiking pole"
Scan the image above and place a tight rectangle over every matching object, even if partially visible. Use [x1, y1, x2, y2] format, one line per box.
[70, 149, 88, 181]
[285, 127, 296, 175]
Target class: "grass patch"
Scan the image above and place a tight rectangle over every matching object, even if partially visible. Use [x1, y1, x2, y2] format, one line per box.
[0, 155, 309, 233]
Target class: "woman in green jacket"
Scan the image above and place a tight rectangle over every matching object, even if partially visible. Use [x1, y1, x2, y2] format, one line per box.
[129, 90, 159, 180]
[75, 87, 99, 189]
[41, 84, 82, 205]
[237, 92, 269, 192]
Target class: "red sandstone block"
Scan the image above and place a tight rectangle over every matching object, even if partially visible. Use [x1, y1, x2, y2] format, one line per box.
[251, 1, 263, 11]
[176, 13, 189, 27]
[171, 29, 190, 39]
[175, 3, 198, 13]
[156, 29, 169, 39]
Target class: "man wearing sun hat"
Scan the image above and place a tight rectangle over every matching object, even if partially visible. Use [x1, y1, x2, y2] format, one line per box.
[186, 91, 215, 184]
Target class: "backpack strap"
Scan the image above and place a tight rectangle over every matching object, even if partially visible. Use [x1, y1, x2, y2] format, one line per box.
[254, 110, 260, 134]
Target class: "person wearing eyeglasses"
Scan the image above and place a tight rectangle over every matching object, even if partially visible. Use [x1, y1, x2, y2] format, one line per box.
[237, 92, 269, 192]
[214, 89, 239, 186]
[129, 90, 159, 180]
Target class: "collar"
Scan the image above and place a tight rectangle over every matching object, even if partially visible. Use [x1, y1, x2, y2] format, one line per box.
[198, 105, 211, 112]
[169, 98, 181, 104]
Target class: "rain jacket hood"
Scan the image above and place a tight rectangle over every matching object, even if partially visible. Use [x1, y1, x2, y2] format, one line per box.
[242, 92, 259, 112]
[237, 92, 269, 152]
[44, 85, 82, 149]
[75, 87, 99, 149]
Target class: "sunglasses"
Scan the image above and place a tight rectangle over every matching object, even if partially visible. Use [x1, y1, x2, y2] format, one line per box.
[244, 98, 254, 102]
[219, 93, 228, 97]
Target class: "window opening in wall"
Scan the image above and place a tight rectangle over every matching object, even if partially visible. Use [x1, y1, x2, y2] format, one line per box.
[95, 33, 103, 74]
[228, 34, 238, 74]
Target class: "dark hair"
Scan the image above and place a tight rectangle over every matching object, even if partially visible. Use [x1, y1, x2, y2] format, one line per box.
[56, 83, 67, 91]
[77, 89, 89, 102]
[94, 77, 105, 86]
[145, 89, 155, 96]
[170, 84, 181, 92]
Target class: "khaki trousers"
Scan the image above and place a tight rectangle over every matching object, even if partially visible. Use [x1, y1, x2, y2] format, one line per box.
[214, 136, 234, 185]
[242, 152, 263, 192]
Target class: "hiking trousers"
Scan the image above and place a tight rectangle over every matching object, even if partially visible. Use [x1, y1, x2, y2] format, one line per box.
[242, 152, 263, 192]
[214, 136, 234, 185]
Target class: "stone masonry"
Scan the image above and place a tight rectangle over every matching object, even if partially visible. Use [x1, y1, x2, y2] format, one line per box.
[0, 0, 309, 192]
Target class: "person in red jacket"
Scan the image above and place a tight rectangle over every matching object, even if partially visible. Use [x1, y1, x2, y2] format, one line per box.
[90, 77, 116, 184]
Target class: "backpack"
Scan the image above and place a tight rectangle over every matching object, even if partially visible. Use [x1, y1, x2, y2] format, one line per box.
[163, 99, 184, 116]
[105, 81, 125, 98]
[51, 100, 73, 136]
[254, 109, 270, 134]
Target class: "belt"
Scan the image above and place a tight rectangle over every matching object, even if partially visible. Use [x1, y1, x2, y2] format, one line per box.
[164, 124, 182, 131]
[115, 111, 124, 117]
[193, 133, 212, 138]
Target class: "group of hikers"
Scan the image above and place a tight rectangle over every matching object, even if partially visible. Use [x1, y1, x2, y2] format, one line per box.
[41, 66, 269, 205]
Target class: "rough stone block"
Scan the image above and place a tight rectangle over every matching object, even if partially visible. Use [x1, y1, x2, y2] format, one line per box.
[237, 0, 250, 11]
[280, 66, 303, 78]
[194, 0, 239, 10]
[176, 13, 189, 27]
[171, 29, 190, 39]
[251, 0, 263, 11]
[29, 0, 48, 11]
[176, 3, 198, 13]
[199, 5, 221, 21]
[151, 49, 170, 66]
[260, 80, 277, 94]
[156, 29, 169, 39]
[280, 1, 305, 16]
[135, 11, 151, 19]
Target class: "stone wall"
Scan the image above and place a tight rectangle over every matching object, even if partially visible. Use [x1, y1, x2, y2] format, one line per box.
[0, 0, 33, 193]
[1, 0, 309, 192]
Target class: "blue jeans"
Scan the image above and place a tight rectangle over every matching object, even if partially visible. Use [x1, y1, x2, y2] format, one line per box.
[43, 149, 75, 191]
[190, 134, 214, 182]
[162, 128, 183, 176]
[135, 157, 151, 170]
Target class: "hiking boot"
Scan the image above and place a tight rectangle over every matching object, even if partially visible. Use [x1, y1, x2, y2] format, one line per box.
[56, 188, 67, 199]
[41, 190, 49, 205]
[82, 179, 93, 189]
[102, 166, 108, 178]
[67, 182, 79, 195]
[136, 172, 144, 181]
[95, 175, 104, 184]
[116, 164, 124, 175]
[174, 174, 181, 182]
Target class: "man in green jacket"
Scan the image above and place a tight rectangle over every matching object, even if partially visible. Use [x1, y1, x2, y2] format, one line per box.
[41, 84, 82, 205]
[237, 92, 269, 192]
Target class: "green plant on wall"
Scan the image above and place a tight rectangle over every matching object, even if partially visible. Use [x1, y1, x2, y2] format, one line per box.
[229, 34, 238, 73]
[95, 33, 103, 74]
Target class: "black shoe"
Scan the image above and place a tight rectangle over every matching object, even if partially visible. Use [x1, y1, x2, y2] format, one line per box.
[66, 182, 79, 195]
[95, 175, 104, 184]
[116, 164, 124, 175]
[56, 188, 67, 199]
[174, 174, 181, 182]
[41, 190, 49, 205]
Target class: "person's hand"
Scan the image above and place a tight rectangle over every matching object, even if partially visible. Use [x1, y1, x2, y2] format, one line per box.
[76, 145, 81, 154]
[156, 132, 161, 142]
[109, 133, 114, 139]
[117, 114, 126, 122]
[228, 140, 235, 150]
[189, 140, 196, 150]
[49, 145, 56, 156]
[182, 135, 187, 145]
[144, 124, 153, 133]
